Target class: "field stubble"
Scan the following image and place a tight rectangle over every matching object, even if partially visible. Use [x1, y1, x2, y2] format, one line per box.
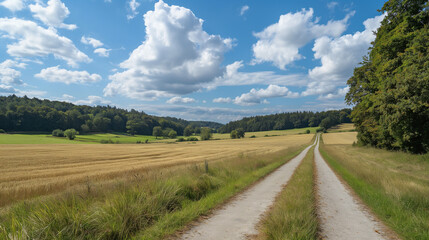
[322, 131, 357, 145]
[0, 134, 313, 207]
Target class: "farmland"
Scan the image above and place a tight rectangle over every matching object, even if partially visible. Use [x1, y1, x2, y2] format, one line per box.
[322, 131, 357, 145]
[0, 133, 313, 207]
[0, 133, 314, 239]
[0, 127, 317, 144]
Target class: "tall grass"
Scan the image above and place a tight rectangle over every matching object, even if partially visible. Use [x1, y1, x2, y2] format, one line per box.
[0, 144, 308, 239]
[258, 146, 317, 240]
[320, 141, 429, 240]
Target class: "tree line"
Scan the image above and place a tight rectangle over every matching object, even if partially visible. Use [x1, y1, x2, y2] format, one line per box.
[218, 109, 352, 133]
[0, 95, 222, 135]
[346, 0, 428, 153]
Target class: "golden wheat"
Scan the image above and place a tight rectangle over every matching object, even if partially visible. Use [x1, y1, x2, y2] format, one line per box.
[0, 134, 313, 207]
[322, 132, 357, 145]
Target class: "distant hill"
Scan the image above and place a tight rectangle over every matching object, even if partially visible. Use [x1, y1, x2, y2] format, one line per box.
[0, 95, 222, 135]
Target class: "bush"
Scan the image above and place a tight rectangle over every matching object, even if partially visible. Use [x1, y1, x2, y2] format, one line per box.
[168, 130, 177, 139]
[0, 129, 6, 133]
[306, 129, 310, 134]
[316, 127, 325, 133]
[64, 129, 78, 140]
[230, 130, 238, 139]
[236, 128, 245, 138]
[250, 135, 256, 138]
[176, 137, 185, 142]
[200, 127, 212, 141]
[52, 129, 64, 137]
[187, 137, 199, 141]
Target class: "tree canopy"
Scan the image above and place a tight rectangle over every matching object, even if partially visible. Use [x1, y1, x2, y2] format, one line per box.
[0, 95, 222, 135]
[218, 110, 352, 133]
[346, 0, 428, 153]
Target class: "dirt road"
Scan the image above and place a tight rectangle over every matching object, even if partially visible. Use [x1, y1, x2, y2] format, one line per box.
[315, 137, 390, 239]
[179, 136, 318, 240]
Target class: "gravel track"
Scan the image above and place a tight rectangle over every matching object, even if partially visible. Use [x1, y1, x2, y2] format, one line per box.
[315, 137, 391, 240]
[179, 136, 318, 240]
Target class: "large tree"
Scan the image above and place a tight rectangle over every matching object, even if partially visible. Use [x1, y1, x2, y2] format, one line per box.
[346, 0, 428, 153]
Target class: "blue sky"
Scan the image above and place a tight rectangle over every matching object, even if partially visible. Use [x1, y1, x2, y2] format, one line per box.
[0, 0, 385, 123]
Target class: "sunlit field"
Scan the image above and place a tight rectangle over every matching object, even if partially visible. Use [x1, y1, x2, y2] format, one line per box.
[0, 134, 314, 207]
[0, 127, 317, 144]
[0, 133, 167, 144]
[322, 131, 357, 145]
[213, 127, 317, 140]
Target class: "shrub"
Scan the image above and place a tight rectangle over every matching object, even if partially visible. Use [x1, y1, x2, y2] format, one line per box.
[316, 127, 325, 133]
[0, 129, 6, 133]
[230, 130, 238, 139]
[187, 137, 199, 141]
[100, 139, 114, 144]
[236, 128, 245, 138]
[136, 140, 142, 144]
[176, 137, 185, 142]
[250, 135, 256, 138]
[64, 129, 78, 140]
[145, 139, 149, 144]
[306, 129, 310, 134]
[168, 130, 177, 139]
[200, 127, 212, 141]
[52, 129, 64, 137]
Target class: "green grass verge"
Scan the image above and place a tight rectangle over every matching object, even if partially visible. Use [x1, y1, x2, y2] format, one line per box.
[0, 144, 309, 239]
[260, 146, 317, 240]
[319, 142, 429, 240]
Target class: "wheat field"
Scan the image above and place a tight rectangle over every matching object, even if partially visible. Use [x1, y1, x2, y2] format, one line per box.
[322, 132, 357, 145]
[0, 134, 313, 207]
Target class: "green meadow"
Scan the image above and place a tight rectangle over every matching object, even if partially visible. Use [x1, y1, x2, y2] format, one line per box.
[0, 127, 317, 144]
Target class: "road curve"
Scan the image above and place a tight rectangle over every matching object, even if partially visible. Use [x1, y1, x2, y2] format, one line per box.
[178, 136, 319, 240]
[315, 136, 390, 240]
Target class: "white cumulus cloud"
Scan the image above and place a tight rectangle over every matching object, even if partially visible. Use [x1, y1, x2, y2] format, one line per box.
[208, 61, 307, 90]
[35, 66, 101, 84]
[81, 36, 104, 48]
[303, 14, 385, 97]
[105, 0, 232, 100]
[240, 5, 249, 16]
[252, 8, 352, 69]
[29, 0, 77, 30]
[94, 48, 110, 57]
[0, 0, 24, 12]
[127, 0, 140, 20]
[213, 97, 232, 103]
[0, 59, 26, 85]
[75, 96, 111, 106]
[0, 18, 91, 67]
[233, 85, 298, 106]
[166, 96, 196, 104]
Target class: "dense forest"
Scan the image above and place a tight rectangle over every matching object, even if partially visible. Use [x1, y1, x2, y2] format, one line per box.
[0, 95, 222, 135]
[218, 109, 352, 133]
[346, 0, 428, 153]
